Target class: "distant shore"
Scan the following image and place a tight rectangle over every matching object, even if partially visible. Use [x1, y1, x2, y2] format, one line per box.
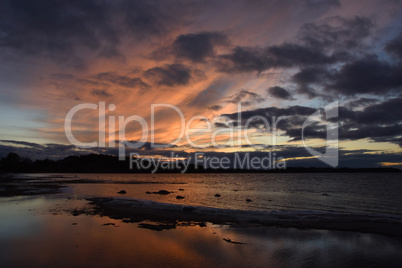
[1, 153, 401, 173]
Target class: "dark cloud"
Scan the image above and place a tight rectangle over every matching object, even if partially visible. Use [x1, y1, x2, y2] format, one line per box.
[372, 136, 402, 147]
[209, 105, 223, 111]
[291, 67, 330, 97]
[351, 97, 402, 125]
[217, 16, 374, 74]
[173, 32, 228, 62]
[343, 98, 377, 109]
[271, 18, 402, 98]
[120, 0, 187, 38]
[267, 43, 336, 66]
[289, 123, 402, 143]
[213, 122, 230, 128]
[0, 0, 192, 67]
[267, 86, 293, 100]
[299, 16, 373, 50]
[93, 72, 150, 89]
[0, 0, 119, 66]
[327, 57, 402, 95]
[218, 46, 271, 73]
[290, 55, 402, 97]
[91, 89, 113, 98]
[221, 105, 316, 131]
[219, 97, 402, 147]
[218, 43, 337, 73]
[385, 31, 402, 59]
[223, 105, 316, 120]
[144, 64, 192, 87]
[226, 90, 264, 106]
[312, 97, 402, 145]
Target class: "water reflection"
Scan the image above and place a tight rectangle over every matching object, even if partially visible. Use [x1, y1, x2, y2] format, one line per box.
[1, 196, 402, 267]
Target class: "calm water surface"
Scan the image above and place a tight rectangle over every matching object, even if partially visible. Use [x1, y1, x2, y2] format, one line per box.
[1, 173, 402, 267]
[19, 172, 402, 215]
[1, 196, 402, 268]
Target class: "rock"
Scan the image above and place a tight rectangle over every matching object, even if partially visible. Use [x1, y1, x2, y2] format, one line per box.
[179, 188, 184, 191]
[117, 190, 127, 194]
[176, 195, 185, 199]
[246, 199, 252, 202]
[146, 190, 173, 195]
[223, 238, 247, 245]
[322, 193, 330, 196]
[138, 223, 176, 231]
[214, 194, 221, 197]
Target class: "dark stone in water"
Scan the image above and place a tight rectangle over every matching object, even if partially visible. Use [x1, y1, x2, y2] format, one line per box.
[246, 199, 252, 202]
[117, 190, 127, 194]
[183, 206, 196, 212]
[214, 194, 221, 197]
[176, 195, 185, 199]
[199, 222, 207, 227]
[146, 190, 172, 195]
[322, 193, 330, 196]
[223, 238, 247, 245]
[138, 223, 176, 231]
[179, 189, 184, 191]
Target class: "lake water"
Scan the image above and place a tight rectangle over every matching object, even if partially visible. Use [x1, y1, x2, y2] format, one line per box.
[17, 172, 402, 216]
[1, 172, 402, 267]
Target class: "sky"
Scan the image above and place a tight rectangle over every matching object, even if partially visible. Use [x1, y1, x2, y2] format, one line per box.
[0, 0, 401, 168]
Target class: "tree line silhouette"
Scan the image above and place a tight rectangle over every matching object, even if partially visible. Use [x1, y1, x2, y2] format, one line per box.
[0, 152, 400, 173]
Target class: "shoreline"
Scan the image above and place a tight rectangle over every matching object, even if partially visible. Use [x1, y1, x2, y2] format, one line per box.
[86, 197, 402, 239]
[2, 173, 402, 239]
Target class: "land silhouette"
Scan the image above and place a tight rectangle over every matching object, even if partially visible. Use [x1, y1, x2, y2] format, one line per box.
[0, 152, 400, 173]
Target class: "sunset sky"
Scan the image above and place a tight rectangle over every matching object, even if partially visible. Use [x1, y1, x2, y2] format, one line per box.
[0, 0, 401, 168]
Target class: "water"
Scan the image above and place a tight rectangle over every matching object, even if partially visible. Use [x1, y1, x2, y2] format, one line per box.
[16, 172, 402, 216]
[2, 172, 402, 267]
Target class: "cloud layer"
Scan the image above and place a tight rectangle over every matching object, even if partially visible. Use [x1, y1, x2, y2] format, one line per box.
[0, 0, 401, 167]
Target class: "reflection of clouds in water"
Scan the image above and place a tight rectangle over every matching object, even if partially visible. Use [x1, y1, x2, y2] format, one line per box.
[0, 197, 47, 239]
[1, 196, 402, 267]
